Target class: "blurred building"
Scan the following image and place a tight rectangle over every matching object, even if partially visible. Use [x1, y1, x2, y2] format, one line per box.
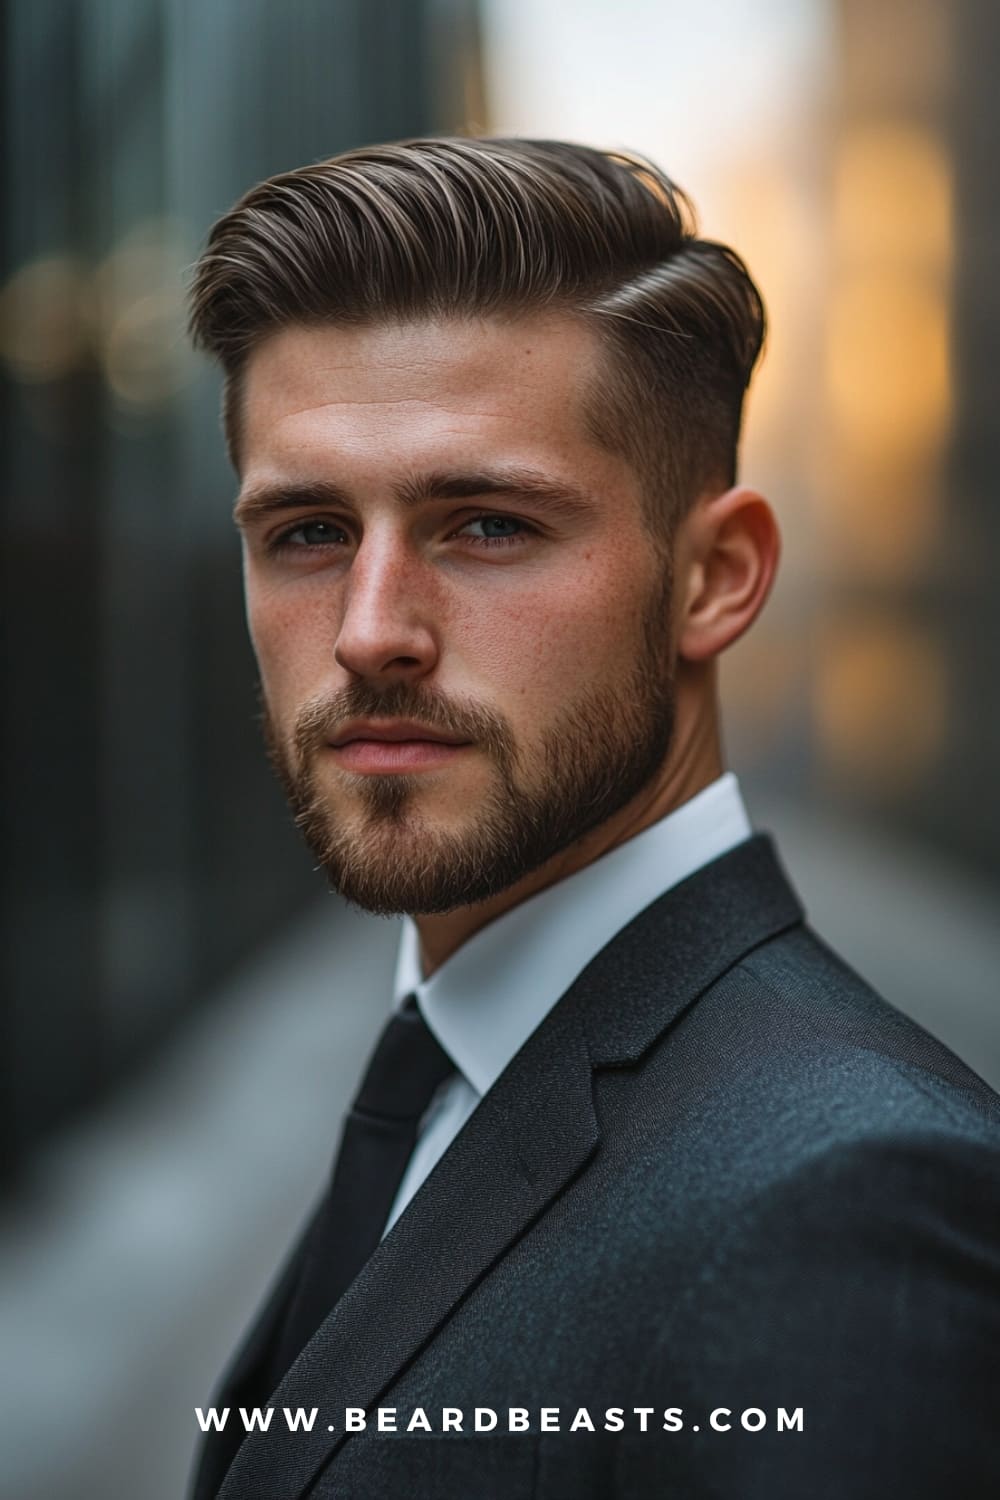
[800, 0, 1000, 881]
[485, 0, 1000, 886]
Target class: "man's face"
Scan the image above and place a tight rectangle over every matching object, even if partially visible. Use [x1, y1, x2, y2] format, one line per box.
[236, 314, 677, 914]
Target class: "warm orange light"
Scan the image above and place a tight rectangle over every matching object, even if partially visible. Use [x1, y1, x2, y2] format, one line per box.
[833, 124, 952, 271]
[0, 253, 93, 381]
[825, 272, 950, 457]
[815, 615, 946, 788]
[820, 122, 953, 580]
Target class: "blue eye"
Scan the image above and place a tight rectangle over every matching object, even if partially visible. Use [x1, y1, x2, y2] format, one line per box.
[461, 515, 531, 545]
[480, 516, 518, 537]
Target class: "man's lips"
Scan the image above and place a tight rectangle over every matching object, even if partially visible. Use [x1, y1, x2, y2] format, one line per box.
[328, 719, 469, 748]
[326, 720, 472, 774]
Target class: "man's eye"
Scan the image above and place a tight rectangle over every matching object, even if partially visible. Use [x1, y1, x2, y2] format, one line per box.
[273, 519, 346, 550]
[459, 515, 531, 545]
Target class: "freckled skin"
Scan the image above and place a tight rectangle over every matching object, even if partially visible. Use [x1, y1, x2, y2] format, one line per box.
[236, 314, 779, 972]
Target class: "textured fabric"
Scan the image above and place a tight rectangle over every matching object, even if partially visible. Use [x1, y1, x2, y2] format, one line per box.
[384, 774, 751, 1234]
[192, 837, 1000, 1500]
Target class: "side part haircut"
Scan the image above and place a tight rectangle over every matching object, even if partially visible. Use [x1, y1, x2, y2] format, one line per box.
[188, 136, 766, 536]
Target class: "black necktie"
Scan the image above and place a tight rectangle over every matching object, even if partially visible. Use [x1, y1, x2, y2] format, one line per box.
[268, 994, 455, 1382]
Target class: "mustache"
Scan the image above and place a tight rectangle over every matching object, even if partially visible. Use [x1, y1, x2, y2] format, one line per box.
[287, 681, 517, 768]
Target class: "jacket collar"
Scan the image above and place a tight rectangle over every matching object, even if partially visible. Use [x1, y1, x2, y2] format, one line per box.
[395, 773, 752, 1099]
[217, 834, 803, 1499]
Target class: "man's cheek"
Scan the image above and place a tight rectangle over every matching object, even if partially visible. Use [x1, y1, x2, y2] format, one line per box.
[252, 611, 332, 695]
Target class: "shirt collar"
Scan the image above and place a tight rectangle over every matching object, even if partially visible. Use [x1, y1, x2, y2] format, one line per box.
[392, 772, 752, 1100]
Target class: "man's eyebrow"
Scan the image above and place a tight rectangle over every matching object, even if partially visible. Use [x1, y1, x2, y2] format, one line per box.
[233, 469, 596, 529]
[396, 469, 596, 519]
[232, 481, 351, 529]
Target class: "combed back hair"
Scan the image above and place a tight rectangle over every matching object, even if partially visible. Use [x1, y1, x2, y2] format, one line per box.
[188, 136, 766, 538]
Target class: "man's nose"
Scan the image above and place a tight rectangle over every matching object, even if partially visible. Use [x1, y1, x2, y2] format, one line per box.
[333, 536, 439, 681]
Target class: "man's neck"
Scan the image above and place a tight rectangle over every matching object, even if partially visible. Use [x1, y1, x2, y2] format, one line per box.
[414, 710, 723, 978]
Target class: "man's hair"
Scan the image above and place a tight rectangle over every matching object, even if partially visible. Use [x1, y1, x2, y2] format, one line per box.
[188, 136, 765, 536]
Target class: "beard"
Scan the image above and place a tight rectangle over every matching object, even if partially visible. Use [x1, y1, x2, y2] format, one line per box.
[261, 581, 675, 916]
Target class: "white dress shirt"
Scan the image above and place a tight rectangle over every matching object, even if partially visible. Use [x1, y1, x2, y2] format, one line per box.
[381, 772, 752, 1235]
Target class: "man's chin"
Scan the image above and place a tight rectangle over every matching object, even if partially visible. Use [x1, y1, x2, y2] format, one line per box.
[320, 861, 507, 919]
[297, 810, 512, 916]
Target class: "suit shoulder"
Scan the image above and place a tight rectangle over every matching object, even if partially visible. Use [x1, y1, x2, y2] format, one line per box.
[626, 1124, 1000, 1494]
[725, 922, 1000, 1130]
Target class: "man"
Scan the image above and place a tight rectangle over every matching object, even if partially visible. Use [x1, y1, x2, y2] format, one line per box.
[187, 138, 1000, 1499]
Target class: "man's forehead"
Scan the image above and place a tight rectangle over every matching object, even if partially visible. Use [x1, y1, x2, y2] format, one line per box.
[238, 314, 614, 475]
[242, 316, 602, 417]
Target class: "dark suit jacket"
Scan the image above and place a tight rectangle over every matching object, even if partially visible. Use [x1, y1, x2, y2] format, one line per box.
[192, 836, 1000, 1499]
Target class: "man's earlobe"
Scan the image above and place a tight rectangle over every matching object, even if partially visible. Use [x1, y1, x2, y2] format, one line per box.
[678, 487, 780, 663]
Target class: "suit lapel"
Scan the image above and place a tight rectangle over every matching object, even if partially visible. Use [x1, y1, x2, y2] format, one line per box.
[218, 1000, 598, 1499]
[217, 835, 803, 1499]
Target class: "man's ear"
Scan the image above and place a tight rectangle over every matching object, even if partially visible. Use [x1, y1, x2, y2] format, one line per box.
[676, 486, 781, 663]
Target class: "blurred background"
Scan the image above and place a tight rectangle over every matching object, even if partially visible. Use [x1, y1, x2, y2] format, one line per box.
[1, 1, 997, 1495]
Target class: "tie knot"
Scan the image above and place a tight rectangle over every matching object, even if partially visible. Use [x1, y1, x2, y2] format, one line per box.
[353, 995, 455, 1122]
